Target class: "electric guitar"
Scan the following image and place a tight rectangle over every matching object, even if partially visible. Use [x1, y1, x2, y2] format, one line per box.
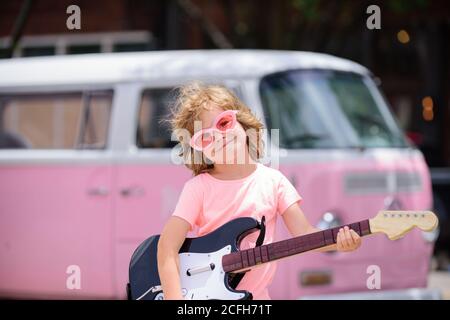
[127, 210, 438, 300]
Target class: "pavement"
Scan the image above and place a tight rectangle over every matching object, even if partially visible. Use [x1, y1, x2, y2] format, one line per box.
[428, 271, 450, 299]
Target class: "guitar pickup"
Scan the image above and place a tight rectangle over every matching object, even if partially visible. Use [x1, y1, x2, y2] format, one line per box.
[186, 263, 215, 276]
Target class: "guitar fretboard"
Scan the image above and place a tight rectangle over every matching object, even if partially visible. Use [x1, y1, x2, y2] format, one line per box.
[222, 220, 371, 273]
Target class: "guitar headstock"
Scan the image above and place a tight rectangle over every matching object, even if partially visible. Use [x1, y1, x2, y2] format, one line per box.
[369, 210, 438, 240]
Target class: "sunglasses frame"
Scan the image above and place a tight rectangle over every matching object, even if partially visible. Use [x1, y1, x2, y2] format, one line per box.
[190, 109, 239, 151]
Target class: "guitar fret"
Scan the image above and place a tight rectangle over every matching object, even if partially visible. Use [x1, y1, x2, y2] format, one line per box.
[241, 250, 249, 268]
[305, 234, 313, 251]
[349, 222, 361, 235]
[248, 249, 256, 266]
[233, 253, 243, 270]
[267, 243, 275, 260]
[222, 252, 241, 272]
[293, 237, 303, 254]
[266, 244, 273, 260]
[281, 244, 289, 257]
[319, 231, 326, 246]
[238, 251, 244, 268]
[254, 246, 262, 264]
[287, 238, 297, 255]
[261, 245, 269, 263]
[300, 234, 310, 252]
[332, 227, 339, 243]
[315, 232, 326, 249]
[323, 229, 334, 245]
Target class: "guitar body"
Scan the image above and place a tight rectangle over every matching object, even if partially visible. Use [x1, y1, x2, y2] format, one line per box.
[127, 210, 438, 300]
[128, 217, 261, 300]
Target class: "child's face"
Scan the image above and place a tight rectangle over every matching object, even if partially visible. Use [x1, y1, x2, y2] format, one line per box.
[196, 106, 248, 164]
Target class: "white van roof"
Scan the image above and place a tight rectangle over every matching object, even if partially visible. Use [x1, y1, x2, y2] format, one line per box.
[0, 49, 370, 88]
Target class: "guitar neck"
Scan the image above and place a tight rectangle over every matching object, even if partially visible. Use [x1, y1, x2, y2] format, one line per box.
[222, 219, 372, 273]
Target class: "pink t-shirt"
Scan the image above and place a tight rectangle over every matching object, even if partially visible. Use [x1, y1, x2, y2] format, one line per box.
[171, 162, 302, 300]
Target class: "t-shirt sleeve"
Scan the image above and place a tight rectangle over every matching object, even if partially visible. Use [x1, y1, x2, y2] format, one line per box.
[171, 178, 202, 232]
[277, 173, 302, 215]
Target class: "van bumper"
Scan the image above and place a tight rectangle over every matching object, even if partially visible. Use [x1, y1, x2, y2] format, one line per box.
[299, 288, 443, 300]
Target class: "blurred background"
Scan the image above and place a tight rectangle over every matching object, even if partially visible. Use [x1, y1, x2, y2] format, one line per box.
[1, 1, 449, 172]
[0, 0, 449, 300]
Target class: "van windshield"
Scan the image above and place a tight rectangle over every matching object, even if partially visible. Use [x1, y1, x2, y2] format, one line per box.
[259, 70, 408, 149]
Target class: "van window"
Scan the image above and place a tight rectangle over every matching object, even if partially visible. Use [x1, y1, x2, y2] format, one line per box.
[137, 88, 178, 149]
[137, 85, 243, 149]
[0, 90, 112, 149]
[260, 70, 407, 149]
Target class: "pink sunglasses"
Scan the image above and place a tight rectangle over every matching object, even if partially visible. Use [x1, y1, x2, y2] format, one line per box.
[190, 110, 239, 151]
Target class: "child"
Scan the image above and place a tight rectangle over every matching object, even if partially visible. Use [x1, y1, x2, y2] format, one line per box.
[157, 82, 361, 300]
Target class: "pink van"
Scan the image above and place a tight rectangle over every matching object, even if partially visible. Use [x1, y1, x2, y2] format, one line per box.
[0, 50, 437, 299]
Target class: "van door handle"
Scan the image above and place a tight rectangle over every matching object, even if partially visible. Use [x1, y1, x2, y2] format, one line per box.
[87, 187, 109, 196]
[120, 186, 145, 197]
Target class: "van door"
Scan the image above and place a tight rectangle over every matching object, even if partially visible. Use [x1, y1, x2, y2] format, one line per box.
[112, 82, 247, 298]
[0, 90, 115, 298]
[111, 84, 192, 298]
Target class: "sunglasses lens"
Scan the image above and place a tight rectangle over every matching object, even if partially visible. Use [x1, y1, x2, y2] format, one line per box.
[202, 132, 214, 147]
[192, 111, 237, 150]
[216, 114, 235, 131]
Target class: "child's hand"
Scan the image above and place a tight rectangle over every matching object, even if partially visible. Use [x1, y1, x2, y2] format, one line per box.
[336, 226, 361, 252]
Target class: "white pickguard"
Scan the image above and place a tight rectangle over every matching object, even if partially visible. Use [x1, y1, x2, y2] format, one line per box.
[157, 245, 246, 300]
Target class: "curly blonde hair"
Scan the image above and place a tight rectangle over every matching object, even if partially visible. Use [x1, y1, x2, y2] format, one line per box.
[167, 81, 265, 176]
